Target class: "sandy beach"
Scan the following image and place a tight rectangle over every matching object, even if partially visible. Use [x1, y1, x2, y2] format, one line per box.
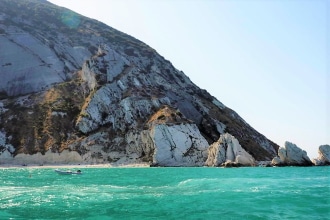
[0, 150, 151, 169]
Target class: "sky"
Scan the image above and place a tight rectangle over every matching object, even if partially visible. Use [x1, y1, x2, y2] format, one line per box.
[48, 0, 329, 159]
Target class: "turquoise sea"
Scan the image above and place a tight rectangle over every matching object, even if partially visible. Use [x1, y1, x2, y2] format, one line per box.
[0, 166, 329, 220]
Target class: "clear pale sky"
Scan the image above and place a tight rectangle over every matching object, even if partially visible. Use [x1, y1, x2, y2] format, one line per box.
[48, 0, 329, 159]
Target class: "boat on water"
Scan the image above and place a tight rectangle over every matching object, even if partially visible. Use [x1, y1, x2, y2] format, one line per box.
[54, 169, 82, 175]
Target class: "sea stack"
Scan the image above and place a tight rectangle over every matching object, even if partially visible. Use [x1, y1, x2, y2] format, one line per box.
[312, 145, 330, 166]
[271, 141, 313, 166]
[205, 133, 256, 167]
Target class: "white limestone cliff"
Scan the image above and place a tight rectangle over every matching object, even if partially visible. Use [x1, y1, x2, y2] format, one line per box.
[272, 141, 313, 166]
[205, 133, 256, 167]
[149, 124, 209, 166]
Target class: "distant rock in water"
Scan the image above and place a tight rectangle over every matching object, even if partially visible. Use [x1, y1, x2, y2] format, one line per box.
[0, 0, 280, 166]
[205, 133, 256, 167]
[271, 141, 313, 166]
[312, 145, 330, 166]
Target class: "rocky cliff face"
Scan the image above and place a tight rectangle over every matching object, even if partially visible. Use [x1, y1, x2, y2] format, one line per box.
[0, 0, 279, 166]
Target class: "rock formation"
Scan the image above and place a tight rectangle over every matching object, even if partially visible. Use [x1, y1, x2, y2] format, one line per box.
[312, 145, 330, 166]
[205, 133, 255, 167]
[0, 0, 279, 166]
[271, 141, 313, 166]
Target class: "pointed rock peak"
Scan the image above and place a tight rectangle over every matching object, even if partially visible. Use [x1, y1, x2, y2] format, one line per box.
[313, 145, 330, 166]
[147, 105, 191, 126]
[205, 133, 256, 167]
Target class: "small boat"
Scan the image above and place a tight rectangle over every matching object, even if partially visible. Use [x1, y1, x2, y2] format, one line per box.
[54, 169, 82, 175]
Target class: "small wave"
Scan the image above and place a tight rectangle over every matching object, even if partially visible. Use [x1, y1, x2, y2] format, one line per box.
[178, 178, 221, 186]
[0, 200, 21, 209]
[251, 187, 260, 192]
[175, 178, 229, 195]
[178, 179, 194, 186]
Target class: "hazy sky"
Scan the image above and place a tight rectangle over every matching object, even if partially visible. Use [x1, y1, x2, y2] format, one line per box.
[48, 0, 329, 159]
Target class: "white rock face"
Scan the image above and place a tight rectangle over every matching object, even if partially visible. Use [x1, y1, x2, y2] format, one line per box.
[272, 141, 312, 166]
[313, 145, 330, 165]
[205, 133, 255, 166]
[149, 124, 209, 166]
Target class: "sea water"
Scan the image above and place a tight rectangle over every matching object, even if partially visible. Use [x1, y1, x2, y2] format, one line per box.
[0, 167, 329, 220]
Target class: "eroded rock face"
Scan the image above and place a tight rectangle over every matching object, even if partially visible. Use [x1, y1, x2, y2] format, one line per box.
[272, 141, 313, 166]
[150, 124, 209, 166]
[313, 145, 330, 166]
[0, 122, 210, 167]
[205, 133, 255, 167]
[0, 0, 280, 166]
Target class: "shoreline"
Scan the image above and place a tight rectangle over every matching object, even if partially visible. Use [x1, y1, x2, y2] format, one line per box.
[0, 163, 151, 169]
[1, 164, 326, 169]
